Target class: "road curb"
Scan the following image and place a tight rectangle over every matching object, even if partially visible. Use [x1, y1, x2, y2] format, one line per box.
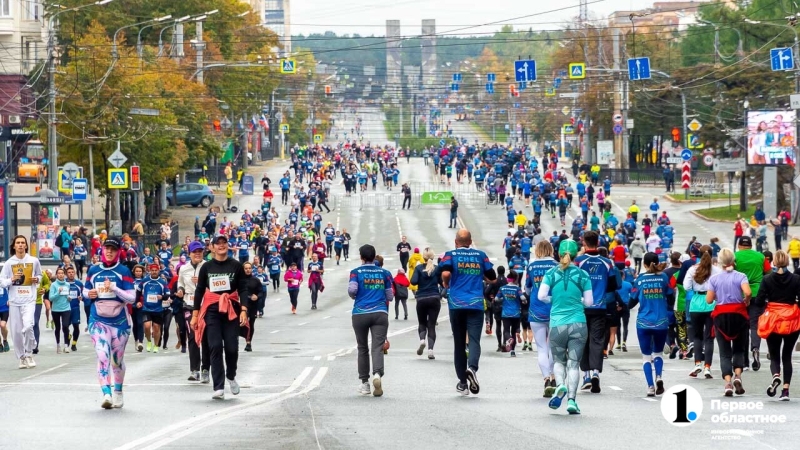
[690, 210, 735, 223]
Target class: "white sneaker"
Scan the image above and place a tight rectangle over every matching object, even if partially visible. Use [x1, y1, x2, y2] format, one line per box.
[372, 373, 383, 397]
[26, 356, 36, 368]
[57, 345, 62, 354]
[689, 364, 702, 377]
[63, 345, 70, 354]
[212, 390, 225, 400]
[229, 379, 240, 395]
[417, 340, 426, 356]
[101, 394, 113, 409]
[112, 391, 124, 408]
[358, 382, 371, 396]
[18, 357, 28, 369]
[428, 349, 435, 360]
[703, 367, 713, 379]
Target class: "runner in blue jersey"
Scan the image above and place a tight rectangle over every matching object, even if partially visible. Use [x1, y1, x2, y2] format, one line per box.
[439, 229, 493, 396]
[499, 272, 523, 357]
[630, 253, 672, 397]
[525, 240, 559, 397]
[267, 250, 283, 292]
[66, 266, 84, 352]
[137, 264, 171, 353]
[0, 284, 8, 353]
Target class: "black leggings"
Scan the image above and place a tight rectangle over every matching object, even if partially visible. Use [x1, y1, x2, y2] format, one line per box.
[690, 312, 714, 366]
[395, 297, 408, 318]
[767, 331, 800, 385]
[71, 322, 80, 344]
[281, 189, 289, 204]
[270, 274, 280, 290]
[288, 289, 299, 308]
[52, 310, 71, 345]
[616, 309, 630, 344]
[502, 317, 521, 351]
[343, 245, 350, 260]
[247, 309, 258, 342]
[493, 309, 503, 348]
[310, 282, 321, 306]
[416, 297, 441, 349]
[162, 310, 174, 348]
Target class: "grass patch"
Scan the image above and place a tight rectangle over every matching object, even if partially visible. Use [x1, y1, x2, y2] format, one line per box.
[694, 204, 755, 222]
[671, 193, 741, 202]
[471, 121, 507, 142]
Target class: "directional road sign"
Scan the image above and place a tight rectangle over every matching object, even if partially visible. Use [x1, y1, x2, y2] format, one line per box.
[485, 83, 494, 94]
[107, 149, 127, 168]
[568, 63, 586, 79]
[613, 124, 623, 135]
[450, 83, 459, 92]
[453, 73, 462, 82]
[280, 59, 297, 74]
[514, 60, 537, 82]
[627, 57, 651, 81]
[518, 81, 527, 90]
[108, 168, 128, 189]
[770, 47, 794, 71]
[713, 158, 746, 172]
[553, 78, 562, 89]
[421, 191, 452, 205]
[72, 178, 88, 201]
[487, 73, 496, 82]
[681, 148, 693, 161]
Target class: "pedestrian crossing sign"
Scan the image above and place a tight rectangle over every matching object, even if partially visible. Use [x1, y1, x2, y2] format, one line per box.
[545, 88, 555, 96]
[313, 134, 322, 144]
[280, 123, 290, 133]
[568, 63, 586, 79]
[280, 59, 297, 74]
[108, 168, 128, 189]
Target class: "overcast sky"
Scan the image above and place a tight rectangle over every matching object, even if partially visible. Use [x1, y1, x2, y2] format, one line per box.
[290, 0, 671, 36]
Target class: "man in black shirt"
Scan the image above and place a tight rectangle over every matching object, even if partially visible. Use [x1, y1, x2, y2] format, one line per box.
[191, 235, 249, 400]
[449, 196, 459, 228]
[289, 235, 307, 270]
[396, 236, 412, 272]
[401, 183, 412, 210]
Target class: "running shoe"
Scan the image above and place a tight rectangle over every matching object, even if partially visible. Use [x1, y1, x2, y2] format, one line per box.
[57, 345, 61, 354]
[428, 350, 435, 360]
[358, 382, 371, 396]
[291, 307, 296, 314]
[496, 346, 502, 352]
[686, 343, 694, 360]
[229, 379, 240, 395]
[608, 350, 614, 356]
[32, 348, 38, 355]
[200, 370, 210, 384]
[656, 378, 665, 396]
[0, 343, 4, 353]
[751, 350, 761, 371]
[212, 390, 225, 400]
[18, 357, 27, 369]
[485, 324, 492, 335]
[112, 391, 124, 409]
[504, 338, 514, 352]
[510, 350, 516, 357]
[101, 394, 113, 409]
[466, 367, 480, 394]
[2, 341, 8, 352]
[646, 386, 656, 397]
[181, 346, 186, 354]
[456, 382, 469, 396]
[581, 377, 592, 390]
[590, 374, 601, 393]
[566, 399, 581, 415]
[188, 371, 200, 381]
[622, 342, 627, 352]
[153, 346, 159, 354]
[689, 364, 702, 378]
[669, 346, 679, 359]
[603, 351, 608, 360]
[417, 340, 426, 356]
[548, 385, 567, 409]
[544, 379, 556, 398]
[703, 367, 713, 379]
[175, 342, 181, 350]
[767, 375, 782, 397]
[244, 343, 252, 352]
[146, 341, 153, 352]
[724, 383, 734, 397]
[779, 389, 790, 401]
[26, 356, 36, 368]
[372, 374, 383, 397]
[733, 376, 745, 395]
[63, 345, 70, 353]
[71, 344, 77, 352]
[615, 344, 621, 350]
[137, 342, 143, 352]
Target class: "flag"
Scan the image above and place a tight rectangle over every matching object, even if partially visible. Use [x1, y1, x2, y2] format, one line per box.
[259, 114, 269, 130]
[249, 115, 257, 131]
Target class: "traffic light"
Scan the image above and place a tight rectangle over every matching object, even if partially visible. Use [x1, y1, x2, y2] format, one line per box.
[509, 84, 519, 97]
[671, 127, 680, 147]
[325, 85, 332, 98]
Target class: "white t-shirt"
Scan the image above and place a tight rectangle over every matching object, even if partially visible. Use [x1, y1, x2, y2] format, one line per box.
[0, 254, 43, 305]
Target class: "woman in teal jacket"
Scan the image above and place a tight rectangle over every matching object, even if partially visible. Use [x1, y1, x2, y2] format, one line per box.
[49, 268, 72, 354]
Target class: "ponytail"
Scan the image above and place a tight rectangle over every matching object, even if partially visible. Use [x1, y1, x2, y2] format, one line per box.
[559, 252, 572, 270]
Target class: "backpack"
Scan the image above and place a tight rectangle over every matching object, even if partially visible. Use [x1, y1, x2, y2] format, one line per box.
[55, 232, 64, 248]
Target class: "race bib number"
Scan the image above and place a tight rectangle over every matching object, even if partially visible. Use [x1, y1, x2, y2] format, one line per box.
[210, 275, 231, 293]
[69, 291, 79, 299]
[146, 294, 159, 304]
[271, 265, 279, 271]
[58, 287, 69, 296]
[162, 300, 170, 308]
[97, 282, 117, 299]
[240, 243, 248, 250]
[185, 293, 194, 307]
[311, 266, 318, 272]
[15, 286, 32, 297]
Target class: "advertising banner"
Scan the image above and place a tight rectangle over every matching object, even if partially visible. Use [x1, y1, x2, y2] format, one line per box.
[747, 110, 796, 166]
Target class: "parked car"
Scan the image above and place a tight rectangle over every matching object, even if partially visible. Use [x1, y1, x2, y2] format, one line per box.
[166, 183, 215, 207]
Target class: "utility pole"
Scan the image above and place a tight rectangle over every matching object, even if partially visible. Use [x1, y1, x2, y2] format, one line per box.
[47, 33, 57, 191]
[194, 21, 205, 85]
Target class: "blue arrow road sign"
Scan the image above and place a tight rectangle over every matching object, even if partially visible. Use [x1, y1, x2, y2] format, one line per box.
[681, 148, 692, 161]
[485, 83, 494, 94]
[487, 73, 496, 82]
[453, 73, 462, 82]
[553, 77, 562, 89]
[770, 47, 794, 71]
[613, 124, 623, 135]
[514, 60, 537, 82]
[513, 103, 520, 108]
[450, 83, 459, 92]
[518, 81, 527, 90]
[627, 57, 651, 81]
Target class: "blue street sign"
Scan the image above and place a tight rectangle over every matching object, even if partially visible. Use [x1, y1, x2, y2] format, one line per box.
[613, 124, 623, 135]
[513, 103, 520, 108]
[558, 70, 567, 78]
[453, 73, 462, 82]
[627, 57, 651, 81]
[681, 148, 692, 161]
[450, 83, 459, 92]
[518, 81, 527, 90]
[487, 73, 496, 82]
[439, 139, 446, 147]
[242, 175, 254, 195]
[514, 59, 537, 82]
[553, 77, 562, 89]
[72, 178, 88, 201]
[770, 47, 794, 71]
[485, 83, 494, 94]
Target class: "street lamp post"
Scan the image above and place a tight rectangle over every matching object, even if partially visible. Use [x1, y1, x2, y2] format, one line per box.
[46, 0, 114, 192]
[154, 15, 190, 58]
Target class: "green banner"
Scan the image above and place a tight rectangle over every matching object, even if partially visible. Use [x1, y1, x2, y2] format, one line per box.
[219, 140, 234, 164]
[421, 191, 453, 205]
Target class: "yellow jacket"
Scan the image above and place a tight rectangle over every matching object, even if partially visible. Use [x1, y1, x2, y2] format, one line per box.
[789, 239, 800, 258]
[407, 253, 425, 292]
[515, 214, 527, 227]
[226, 184, 234, 199]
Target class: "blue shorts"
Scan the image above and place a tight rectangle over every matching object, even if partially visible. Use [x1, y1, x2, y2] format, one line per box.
[637, 328, 668, 355]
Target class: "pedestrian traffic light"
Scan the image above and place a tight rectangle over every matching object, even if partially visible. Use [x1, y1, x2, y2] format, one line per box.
[671, 127, 680, 147]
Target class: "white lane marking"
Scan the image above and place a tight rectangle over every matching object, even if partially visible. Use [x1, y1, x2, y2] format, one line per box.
[346, 348, 355, 355]
[270, 330, 280, 334]
[642, 398, 658, 402]
[327, 355, 336, 361]
[608, 386, 623, 391]
[313, 356, 322, 361]
[323, 316, 332, 320]
[307, 367, 328, 389]
[114, 367, 314, 450]
[20, 363, 68, 381]
[299, 322, 308, 326]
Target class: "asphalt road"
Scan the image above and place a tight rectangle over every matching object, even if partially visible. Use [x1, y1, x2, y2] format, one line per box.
[1, 150, 797, 450]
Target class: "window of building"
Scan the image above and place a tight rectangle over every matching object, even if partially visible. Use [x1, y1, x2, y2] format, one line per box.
[24, 0, 41, 21]
[0, 0, 10, 17]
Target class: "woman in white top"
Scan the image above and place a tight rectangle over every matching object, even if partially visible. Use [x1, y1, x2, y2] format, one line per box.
[683, 246, 723, 380]
[0, 235, 43, 369]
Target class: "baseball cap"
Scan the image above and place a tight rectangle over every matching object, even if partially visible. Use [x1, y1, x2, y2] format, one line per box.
[738, 236, 753, 247]
[212, 235, 229, 244]
[103, 236, 122, 249]
[188, 241, 204, 253]
[148, 263, 160, 271]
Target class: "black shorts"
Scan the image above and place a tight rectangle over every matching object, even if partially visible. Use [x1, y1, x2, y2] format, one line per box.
[521, 315, 531, 330]
[143, 312, 164, 325]
[606, 306, 621, 328]
[0, 311, 8, 322]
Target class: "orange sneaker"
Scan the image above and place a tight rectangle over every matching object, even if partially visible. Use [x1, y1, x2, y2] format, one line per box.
[291, 307, 296, 314]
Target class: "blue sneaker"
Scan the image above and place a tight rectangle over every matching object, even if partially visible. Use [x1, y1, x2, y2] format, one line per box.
[548, 385, 568, 410]
[567, 399, 581, 415]
[581, 377, 592, 390]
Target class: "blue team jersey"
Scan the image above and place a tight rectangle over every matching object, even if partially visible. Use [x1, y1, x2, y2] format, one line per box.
[499, 284, 522, 318]
[267, 256, 283, 274]
[349, 263, 393, 315]
[509, 256, 526, 273]
[157, 250, 172, 266]
[0, 286, 8, 313]
[439, 248, 493, 310]
[85, 262, 135, 330]
[138, 277, 171, 313]
[574, 254, 615, 309]
[520, 237, 532, 253]
[68, 279, 84, 310]
[618, 280, 633, 305]
[633, 273, 672, 330]
[236, 239, 250, 258]
[525, 258, 558, 322]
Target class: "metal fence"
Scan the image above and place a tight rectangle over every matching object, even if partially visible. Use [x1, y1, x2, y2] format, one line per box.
[331, 190, 489, 210]
[601, 168, 717, 186]
[136, 224, 181, 256]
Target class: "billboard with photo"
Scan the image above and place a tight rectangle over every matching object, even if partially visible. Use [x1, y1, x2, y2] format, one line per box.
[747, 110, 796, 166]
